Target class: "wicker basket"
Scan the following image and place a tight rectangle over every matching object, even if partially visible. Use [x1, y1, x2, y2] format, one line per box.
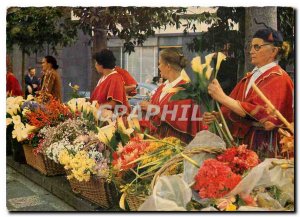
[22, 144, 65, 176]
[126, 194, 145, 211]
[67, 172, 115, 209]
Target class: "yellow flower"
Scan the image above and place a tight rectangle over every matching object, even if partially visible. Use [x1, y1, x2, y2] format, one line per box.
[26, 95, 34, 101]
[6, 118, 12, 126]
[205, 53, 215, 68]
[180, 69, 190, 82]
[25, 124, 36, 134]
[22, 108, 30, 117]
[97, 123, 116, 145]
[191, 56, 203, 74]
[127, 116, 141, 131]
[73, 84, 80, 91]
[216, 52, 227, 74]
[205, 65, 213, 80]
[225, 203, 237, 211]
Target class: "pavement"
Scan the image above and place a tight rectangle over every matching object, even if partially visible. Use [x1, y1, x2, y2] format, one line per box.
[7, 166, 75, 211]
[6, 156, 122, 212]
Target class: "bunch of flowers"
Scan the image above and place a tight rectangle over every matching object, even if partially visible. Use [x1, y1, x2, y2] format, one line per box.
[139, 137, 183, 168]
[193, 159, 242, 199]
[26, 96, 72, 129]
[112, 137, 149, 171]
[37, 118, 90, 160]
[117, 136, 185, 205]
[171, 52, 234, 147]
[6, 95, 38, 142]
[58, 132, 110, 182]
[216, 145, 260, 174]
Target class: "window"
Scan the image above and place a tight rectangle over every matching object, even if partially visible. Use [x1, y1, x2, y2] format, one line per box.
[110, 46, 158, 84]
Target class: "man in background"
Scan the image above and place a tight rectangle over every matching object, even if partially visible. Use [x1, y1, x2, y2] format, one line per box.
[25, 67, 40, 97]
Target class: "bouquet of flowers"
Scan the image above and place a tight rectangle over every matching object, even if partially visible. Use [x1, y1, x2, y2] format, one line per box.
[6, 95, 39, 142]
[171, 53, 234, 146]
[112, 135, 185, 210]
[36, 118, 91, 160]
[190, 145, 261, 211]
[58, 132, 111, 182]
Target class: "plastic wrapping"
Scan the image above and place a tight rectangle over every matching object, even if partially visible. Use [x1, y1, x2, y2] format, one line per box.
[138, 175, 191, 211]
[183, 130, 226, 186]
[227, 158, 294, 206]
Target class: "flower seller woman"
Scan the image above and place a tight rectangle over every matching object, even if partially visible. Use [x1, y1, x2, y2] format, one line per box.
[139, 48, 204, 144]
[203, 27, 294, 159]
[90, 49, 130, 112]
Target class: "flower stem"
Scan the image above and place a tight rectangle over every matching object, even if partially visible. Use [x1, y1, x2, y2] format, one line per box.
[215, 102, 235, 146]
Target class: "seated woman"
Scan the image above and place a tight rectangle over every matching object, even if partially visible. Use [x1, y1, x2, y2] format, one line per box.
[139, 48, 204, 144]
[90, 49, 130, 113]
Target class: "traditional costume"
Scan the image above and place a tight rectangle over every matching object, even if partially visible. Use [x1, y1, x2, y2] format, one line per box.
[140, 76, 204, 144]
[6, 72, 23, 96]
[90, 71, 130, 110]
[115, 66, 138, 96]
[222, 64, 294, 158]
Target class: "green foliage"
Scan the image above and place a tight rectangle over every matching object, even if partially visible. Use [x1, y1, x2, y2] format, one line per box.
[187, 7, 295, 71]
[187, 7, 245, 61]
[277, 7, 295, 68]
[7, 7, 79, 54]
[72, 7, 217, 54]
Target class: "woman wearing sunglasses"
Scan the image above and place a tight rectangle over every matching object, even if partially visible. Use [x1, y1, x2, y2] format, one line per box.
[203, 27, 294, 159]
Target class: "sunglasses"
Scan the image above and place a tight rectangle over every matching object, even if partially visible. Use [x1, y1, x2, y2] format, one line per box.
[247, 43, 272, 51]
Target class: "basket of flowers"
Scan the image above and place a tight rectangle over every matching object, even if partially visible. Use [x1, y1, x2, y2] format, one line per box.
[21, 97, 74, 176]
[58, 133, 114, 208]
[112, 135, 190, 211]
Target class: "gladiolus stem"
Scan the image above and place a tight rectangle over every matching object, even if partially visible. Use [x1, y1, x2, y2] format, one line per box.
[216, 102, 235, 146]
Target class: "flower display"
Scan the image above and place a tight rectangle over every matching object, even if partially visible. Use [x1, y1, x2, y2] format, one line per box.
[38, 118, 90, 159]
[26, 97, 72, 129]
[6, 95, 38, 142]
[112, 137, 149, 171]
[58, 133, 110, 182]
[193, 159, 242, 199]
[216, 145, 259, 174]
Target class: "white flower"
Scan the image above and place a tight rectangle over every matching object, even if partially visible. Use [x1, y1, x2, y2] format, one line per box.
[67, 99, 77, 113]
[6, 104, 20, 116]
[12, 115, 22, 126]
[76, 98, 86, 112]
[12, 123, 28, 142]
[191, 56, 203, 74]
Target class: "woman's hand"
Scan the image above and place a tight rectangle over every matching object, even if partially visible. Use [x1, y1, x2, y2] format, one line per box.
[139, 100, 151, 111]
[208, 79, 227, 103]
[203, 111, 219, 125]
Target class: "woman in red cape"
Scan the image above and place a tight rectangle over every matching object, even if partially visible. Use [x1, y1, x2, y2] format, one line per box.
[6, 55, 23, 97]
[90, 49, 130, 112]
[140, 48, 204, 144]
[203, 27, 294, 159]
